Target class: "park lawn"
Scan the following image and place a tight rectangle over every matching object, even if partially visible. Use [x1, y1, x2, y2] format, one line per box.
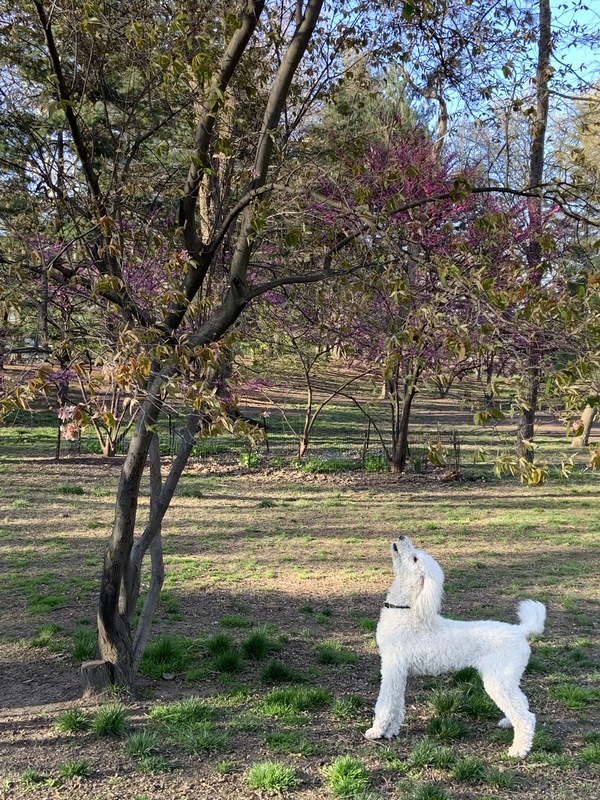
[0, 393, 599, 799]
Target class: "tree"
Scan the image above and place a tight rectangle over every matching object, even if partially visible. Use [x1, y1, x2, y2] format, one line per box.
[2, 0, 401, 692]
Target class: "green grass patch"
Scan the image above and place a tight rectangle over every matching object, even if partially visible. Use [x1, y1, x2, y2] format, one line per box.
[322, 755, 369, 797]
[315, 640, 358, 665]
[55, 708, 91, 734]
[264, 731, 317, 756]
[71, 627, 96, 660]
[92, 704, 128, 737]
[259, 686, 331, 717]
[407, 741, 457, 770]
[260, 659, 303, 683]
[58, 759, 91, 779]
[246, 760, 299, 792]
[173, 722, 229, 754]
[426, 716, 468, 741]
[450, 755, 487, 782]
[136, 755, 176, 774]
[125, 730, 161, 758]
[57, 485, 85, 495]
[219, 613, 253, 628]
[26, 592, 68, 614]
[148, 697, 213, 726]
[550, 683, 600, 709]
[332, 694, 364, 719]
[241, 631, 281, 661]
[139, 635, 194, 679]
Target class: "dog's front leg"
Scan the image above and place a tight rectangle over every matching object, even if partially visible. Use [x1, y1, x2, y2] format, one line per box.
[365, 657, 407, 740]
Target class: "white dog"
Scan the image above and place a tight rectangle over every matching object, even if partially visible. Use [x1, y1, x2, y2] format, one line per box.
[365, 535, 546, 757]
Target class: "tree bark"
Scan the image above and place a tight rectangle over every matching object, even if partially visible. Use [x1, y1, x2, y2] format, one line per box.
[390, 376, 418, 474]
[571, 404, 598, 448]
[516, 0, 551, 463]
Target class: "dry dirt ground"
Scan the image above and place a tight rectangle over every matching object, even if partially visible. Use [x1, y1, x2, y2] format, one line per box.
[1, 456, 599, 800]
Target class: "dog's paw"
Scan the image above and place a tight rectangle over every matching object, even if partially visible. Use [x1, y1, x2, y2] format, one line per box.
[508, 745, 530, 758]
[498, 717, 513, 729]
[364, 727, 383, 740]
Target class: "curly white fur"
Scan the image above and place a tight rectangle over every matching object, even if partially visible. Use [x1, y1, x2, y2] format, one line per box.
[365, 535, 546, 758]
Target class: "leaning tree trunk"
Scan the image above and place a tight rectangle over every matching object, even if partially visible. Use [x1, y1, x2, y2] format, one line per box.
[516, 0, 551, 463]
[571, 404, 598, 448]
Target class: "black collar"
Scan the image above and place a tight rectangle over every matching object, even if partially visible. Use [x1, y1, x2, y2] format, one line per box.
[383, 602, 411, 609]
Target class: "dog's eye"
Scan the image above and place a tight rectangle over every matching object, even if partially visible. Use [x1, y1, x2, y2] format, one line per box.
[413, 556, 418, 563]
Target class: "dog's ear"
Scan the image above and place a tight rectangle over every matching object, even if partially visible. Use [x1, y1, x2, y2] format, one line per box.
[412, 566, 443, 622]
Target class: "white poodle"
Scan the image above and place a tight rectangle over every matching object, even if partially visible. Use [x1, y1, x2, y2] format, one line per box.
[365, 535, 546, 757]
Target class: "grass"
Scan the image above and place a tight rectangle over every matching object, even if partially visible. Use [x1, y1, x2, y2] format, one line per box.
[71, 627, 96, 660]
[259, 686, 331, 717]
[173, 722, 229, 754]
[148, 697, 213, 726]
[550, 683, 600, 709]
[264, 730, 318, 756]
[92, 704, 128, 737]
[322, 755, 370, 797]
[125, 730, 161, 758]
[407, 742, 457, 771]
[316, 640, 358, 665]
[332, 694, 364, 718]
[426, 716, 468, 741]
[57, 759, 91, 779]
[2, 388, 600, 799]
[241, 630, 281, 660]
[139, 634, 194, 679]
[246, 760, 299, 792]
[55, 708, 91, 734]
[136, 755, 176, 774]
[450, 756, 487, 782]
[260, 659, 303, 683]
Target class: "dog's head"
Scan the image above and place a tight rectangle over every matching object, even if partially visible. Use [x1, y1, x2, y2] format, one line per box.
[389, 535, 444, 620]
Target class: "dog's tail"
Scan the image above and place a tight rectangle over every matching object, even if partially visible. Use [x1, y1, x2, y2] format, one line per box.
[517, 600, 546, 637]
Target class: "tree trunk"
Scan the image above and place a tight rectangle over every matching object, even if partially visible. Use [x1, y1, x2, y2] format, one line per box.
[516, 0, 551, 463]
[91, 378, 165, 693]
[572, 404, 598, 448]
[390, 379, 417, 474]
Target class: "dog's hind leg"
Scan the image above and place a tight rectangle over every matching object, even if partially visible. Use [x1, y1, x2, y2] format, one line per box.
[481, 672, 536, 758]
[365, 658, 407, 740]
